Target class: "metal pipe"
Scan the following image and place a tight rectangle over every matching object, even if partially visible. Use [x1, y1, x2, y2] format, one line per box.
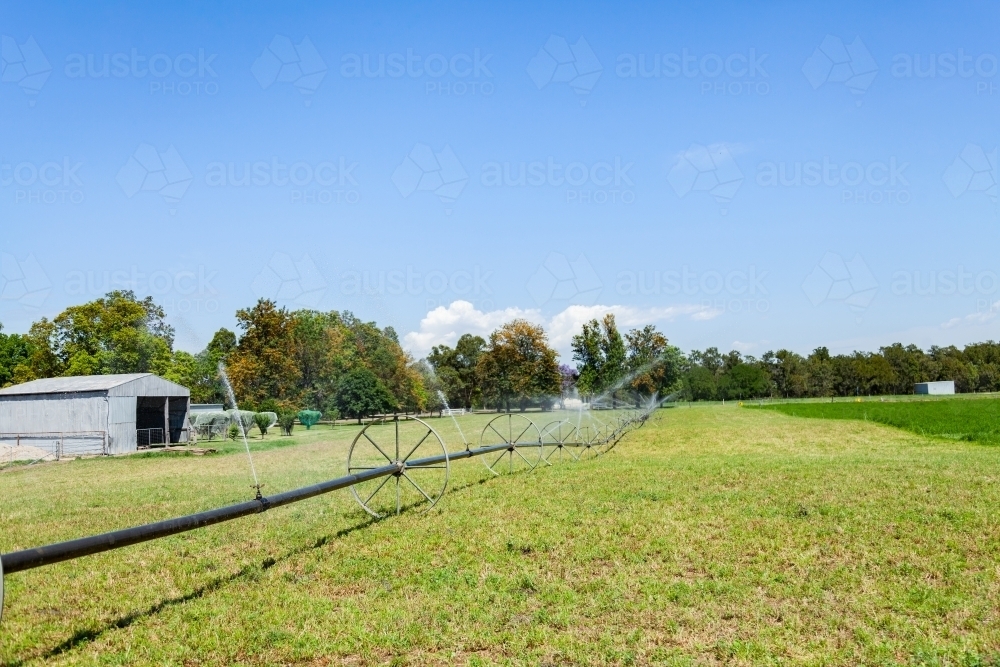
[0, 443, 514, 575]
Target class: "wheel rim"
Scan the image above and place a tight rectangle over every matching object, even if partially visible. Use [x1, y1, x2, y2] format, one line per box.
[348, 417, 449, 518]
[478, 413, 542, 475]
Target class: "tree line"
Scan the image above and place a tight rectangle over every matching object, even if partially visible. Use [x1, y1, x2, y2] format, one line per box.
[2, 292, 999, 420]
[682, 343, 1000, 401]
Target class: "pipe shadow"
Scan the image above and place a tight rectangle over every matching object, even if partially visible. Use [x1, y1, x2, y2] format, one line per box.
[3, 432, 640, 663]
[1, 514, 386, 666]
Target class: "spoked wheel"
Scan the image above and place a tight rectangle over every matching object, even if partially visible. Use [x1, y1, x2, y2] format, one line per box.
[576, 425, 602, 460]
[347, 416, 449, 518]
[539, 419, 579, 464]
[478, 413, 542, 475]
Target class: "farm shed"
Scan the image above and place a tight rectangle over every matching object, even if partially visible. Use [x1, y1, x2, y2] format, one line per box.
[0, 374, 190, 456]
[914, 381, 955, 395]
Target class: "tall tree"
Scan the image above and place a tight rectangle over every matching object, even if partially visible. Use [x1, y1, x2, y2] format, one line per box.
[13, 291, 174, 380]
[571, 313, 627, 400]
[0, 323, 32, 388]
[428, 333, 486, 409]
[226, 299, 301, 407]
[477, 319, 560, 411]
[624, 325, 684, 402]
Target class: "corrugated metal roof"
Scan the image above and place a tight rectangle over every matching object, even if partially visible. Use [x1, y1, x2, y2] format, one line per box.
[0, 373, 154, 396]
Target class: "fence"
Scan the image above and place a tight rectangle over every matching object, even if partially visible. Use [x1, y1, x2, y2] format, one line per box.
[441, 408, 466, 416]
[0, 407, 654, 625]
[0, 431, 107, 464]
[136, 428, 164, 448]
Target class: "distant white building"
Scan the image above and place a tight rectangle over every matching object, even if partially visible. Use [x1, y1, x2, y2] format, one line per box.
[914, 381, 955, 395]
[0, 373, 190, 456]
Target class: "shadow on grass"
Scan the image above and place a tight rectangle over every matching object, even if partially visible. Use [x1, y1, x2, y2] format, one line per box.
[3, 449, 610, 664]
[1, 513, 387, 667]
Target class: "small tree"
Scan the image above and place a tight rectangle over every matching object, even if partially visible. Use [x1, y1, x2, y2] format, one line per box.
[277, 411, 296, 436]
[253, 412, 271, 438]
[298, 409, 322, 429]
[227, 423, 240, 440]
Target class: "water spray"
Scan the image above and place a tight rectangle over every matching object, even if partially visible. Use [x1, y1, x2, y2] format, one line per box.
[218, 363, 262, 498]
[437, 390, 469, 450]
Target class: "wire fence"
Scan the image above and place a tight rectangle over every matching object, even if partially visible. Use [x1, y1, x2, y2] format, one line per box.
[0, 431, 107, 465]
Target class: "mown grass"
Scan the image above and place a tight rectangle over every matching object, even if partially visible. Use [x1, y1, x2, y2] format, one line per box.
[757, 397, 1000, 445]
[2, 406, 1000, 665]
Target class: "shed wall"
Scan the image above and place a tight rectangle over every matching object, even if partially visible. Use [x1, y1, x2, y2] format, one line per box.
[107, 396, 137, 454]
[0, 392, 108, 434]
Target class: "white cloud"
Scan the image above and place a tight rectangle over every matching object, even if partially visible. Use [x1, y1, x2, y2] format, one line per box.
[404, 300, 720, 359]
[942, 304, 1000, 329]
[403, 301, 544, 355]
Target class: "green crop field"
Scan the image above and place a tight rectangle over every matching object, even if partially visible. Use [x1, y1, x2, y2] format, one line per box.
[2, 406, 1000, 665]
[757, 396, 1000, 446]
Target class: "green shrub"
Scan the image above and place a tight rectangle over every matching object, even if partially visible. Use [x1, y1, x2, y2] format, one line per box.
[253, 412, 271, 438]
[228, 423, 240, 441]
[278, 411, 296, 436]
[298, 409, 322, 429]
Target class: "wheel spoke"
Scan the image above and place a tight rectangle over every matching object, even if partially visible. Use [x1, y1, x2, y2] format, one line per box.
[402, 471, 435, 504]
[512, 422, 532, 445]
[395, 476, 400, 515]
[363, 431, 394, 463]
[363, 474, 393, 505]
[490, 450, 507, 470]
[513, 447, 534, 468]
[401, 428, 433, 462]
[488, 423, 506, 443]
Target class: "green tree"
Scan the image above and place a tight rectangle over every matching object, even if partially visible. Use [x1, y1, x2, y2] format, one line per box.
[624, 325, 684, 403]
[14, 291, 174, 380]
[477, 320, 560, 411]
[226, 300, 301, 407]
[428, 333, 486, 409]
[682, 365, 718, 401]
[762, 349, 807, 398]
[571, 314, 627, 400]
[0, 324, 32, 388]
[718, 360, 771, 400]
[334, 367, 396, 423]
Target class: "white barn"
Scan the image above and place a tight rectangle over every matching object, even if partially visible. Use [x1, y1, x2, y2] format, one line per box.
[914, 380, 956, 395]
[0, 374, 190, 456]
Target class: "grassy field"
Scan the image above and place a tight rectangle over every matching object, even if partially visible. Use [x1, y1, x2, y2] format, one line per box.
[2, 406, 1000, 665]
[757, 397, 1000, 446]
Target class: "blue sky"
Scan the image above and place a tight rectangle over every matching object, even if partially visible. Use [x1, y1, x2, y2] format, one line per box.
[1, 0, 998, 360]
